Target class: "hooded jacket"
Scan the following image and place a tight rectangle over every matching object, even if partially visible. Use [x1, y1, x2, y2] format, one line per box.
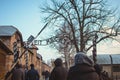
[67, 64, 100, 80]
[49, 58, 68, 80]
[67, 52, 100, 80]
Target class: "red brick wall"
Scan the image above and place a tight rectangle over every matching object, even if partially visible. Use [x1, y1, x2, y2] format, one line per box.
[0, 52, 5, 73]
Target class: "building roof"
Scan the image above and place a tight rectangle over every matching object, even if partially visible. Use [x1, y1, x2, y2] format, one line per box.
[0, 25, 24, 45]
[37, 53, 42, 60]
[96, 54, 120, 65]
[96, 54, 111, 64]
[111, 54, 120, 64]
[0, 26, 18, 36]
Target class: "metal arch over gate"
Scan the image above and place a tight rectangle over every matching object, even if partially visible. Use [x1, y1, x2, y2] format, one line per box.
[31, 33, 71, 46]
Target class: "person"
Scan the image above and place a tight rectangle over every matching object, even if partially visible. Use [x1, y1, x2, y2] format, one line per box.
[94, 64, 112, 80]
[67, 52, 100, 80]
[49, 58, 68, 80]
[11, 64, 25, 80]
[27, 64, 40, 80]
[42, 70, 50, 80]
[22, 65, 28, 80]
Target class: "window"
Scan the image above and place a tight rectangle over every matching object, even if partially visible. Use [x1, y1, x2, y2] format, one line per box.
[113, 65, 120, 72]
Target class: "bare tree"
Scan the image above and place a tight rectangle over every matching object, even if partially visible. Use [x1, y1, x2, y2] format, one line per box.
[40, 0, 120, 53]
[51, 22, 74, 69]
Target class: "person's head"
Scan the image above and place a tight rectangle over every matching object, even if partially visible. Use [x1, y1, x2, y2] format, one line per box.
[45, 70, 49, 73]
[16, 64, 22, 68]
[74, 52, 94, 66]
[30, 64, 34, 68]
[54, 58, 62, 67]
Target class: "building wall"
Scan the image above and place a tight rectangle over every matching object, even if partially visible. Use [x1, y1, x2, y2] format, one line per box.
[0, 27, 51, 80]
[0, 51, 6, 73]
[101, 65, 120, 80]
[0, 51, 6, 80]
[36, 58, 42, 76]
[27, 51, 33, 69]
[0, 45, 13, 80]
[0, 32, 26, 80]
[5, 55, 14, 71]
[113, 72, 120, 79]
[0, 37, 11, 48]
[102, 65, 111, 77]
[42, 62, 51, 72]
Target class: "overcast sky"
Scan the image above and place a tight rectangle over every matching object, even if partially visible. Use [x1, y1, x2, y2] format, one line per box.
[0, 0, 120, 62]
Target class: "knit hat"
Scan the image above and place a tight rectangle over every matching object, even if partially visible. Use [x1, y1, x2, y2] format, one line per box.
[74, 52, 94, 66]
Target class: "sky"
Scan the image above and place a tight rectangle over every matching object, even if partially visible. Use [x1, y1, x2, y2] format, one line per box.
[0, 0, 120, 62]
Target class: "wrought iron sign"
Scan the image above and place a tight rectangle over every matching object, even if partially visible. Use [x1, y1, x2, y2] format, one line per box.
[33, 36, 60, 46]
[33, 34, 71, 46]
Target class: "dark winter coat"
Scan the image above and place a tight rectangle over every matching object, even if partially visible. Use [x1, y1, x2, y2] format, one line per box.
[67, 64, 100, 80]
[11, 68, 25, 80]
[27, 68, 40, 80]
[49, 58, 68, 80]
[49, 66, 68, 80]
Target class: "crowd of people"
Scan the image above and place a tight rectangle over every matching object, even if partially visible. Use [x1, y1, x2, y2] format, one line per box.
[11, 52, 112, 80]
[11, 63, 40, 80]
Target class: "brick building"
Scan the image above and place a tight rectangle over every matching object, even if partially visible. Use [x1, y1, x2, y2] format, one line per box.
[0, 39, 13, 79]
[0, 26, 51, 80]
[0, 26, 24, 80]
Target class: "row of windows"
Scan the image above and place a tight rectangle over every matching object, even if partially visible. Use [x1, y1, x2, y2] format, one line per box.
[113, 66, 120, 72]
